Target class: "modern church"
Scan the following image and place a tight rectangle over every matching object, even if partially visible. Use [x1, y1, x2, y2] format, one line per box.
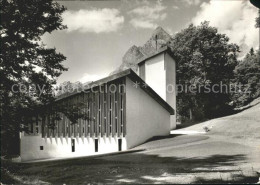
[20, 46, 177, 161]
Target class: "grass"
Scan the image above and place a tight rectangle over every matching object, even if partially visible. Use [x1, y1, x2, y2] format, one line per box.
[1, 136, 259, 184]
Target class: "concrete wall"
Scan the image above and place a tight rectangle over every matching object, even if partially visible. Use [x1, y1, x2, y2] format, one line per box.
[125, 77, 170, 149]
[138, 52, 177, 129]
[165, 53, 177, 129]
[144, 54, 166, 100]
[20, 134, 126, 161]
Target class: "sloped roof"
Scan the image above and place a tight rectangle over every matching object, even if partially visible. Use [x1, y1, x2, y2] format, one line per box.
[56, 69, 175, 115]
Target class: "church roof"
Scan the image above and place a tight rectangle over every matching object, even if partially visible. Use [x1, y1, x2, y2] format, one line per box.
[56, 68, 175, 115]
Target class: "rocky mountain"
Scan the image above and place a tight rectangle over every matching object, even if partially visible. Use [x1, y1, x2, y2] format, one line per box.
[139, 26, 172, 56]
[110, 27, 173, 75]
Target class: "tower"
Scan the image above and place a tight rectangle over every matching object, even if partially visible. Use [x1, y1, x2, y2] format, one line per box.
[138, 47, 177, 129]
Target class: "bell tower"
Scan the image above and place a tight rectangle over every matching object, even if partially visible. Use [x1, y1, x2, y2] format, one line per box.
[137, 47, 177, 129]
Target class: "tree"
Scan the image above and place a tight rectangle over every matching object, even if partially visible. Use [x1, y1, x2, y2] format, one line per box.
[55, 81, 84, 97]
[168, 22, 239, 122]
[0, 0, 67, 155]
[233, 49, 260, 107]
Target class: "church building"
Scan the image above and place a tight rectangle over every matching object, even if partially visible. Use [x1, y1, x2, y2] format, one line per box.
[20, 46, 177, 161]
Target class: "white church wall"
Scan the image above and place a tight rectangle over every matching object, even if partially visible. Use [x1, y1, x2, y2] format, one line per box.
[144, 53, 166, 100]
[165, 53, 177, 129]
[20, 133, 126, 161]
[125, 77, 170, 149]
[139, 51, 177, 130]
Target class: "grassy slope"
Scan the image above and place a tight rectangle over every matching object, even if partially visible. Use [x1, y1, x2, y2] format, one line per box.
[177, 99, 260, 138]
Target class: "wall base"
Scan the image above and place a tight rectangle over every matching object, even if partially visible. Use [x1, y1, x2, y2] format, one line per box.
[20, 134, 127, 162]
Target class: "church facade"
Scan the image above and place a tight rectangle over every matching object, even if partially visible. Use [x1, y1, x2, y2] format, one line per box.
[20, 47, 176, 161]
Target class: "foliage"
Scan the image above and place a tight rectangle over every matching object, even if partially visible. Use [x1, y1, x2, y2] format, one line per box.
[232, 49, 260, 107]
[0, 0, 67, 154]
[55, 81, 83, 97]
[167, 22, 239, 122]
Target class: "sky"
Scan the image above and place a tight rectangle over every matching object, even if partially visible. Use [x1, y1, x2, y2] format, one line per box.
[42, 0, 259, 84]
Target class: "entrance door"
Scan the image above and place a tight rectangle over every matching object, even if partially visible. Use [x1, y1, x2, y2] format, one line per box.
[72, 139, 75, 152]
[118, 139, 122, 151]
[95, 139, 98, 152]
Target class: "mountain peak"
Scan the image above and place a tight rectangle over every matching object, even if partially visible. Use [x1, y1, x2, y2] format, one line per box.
[152, 26, 170, 38]
[127, 45, 139, 52]
[110, 27, 172, 74]
[122, 45, 145, 64]
[138, 26, 172, 56]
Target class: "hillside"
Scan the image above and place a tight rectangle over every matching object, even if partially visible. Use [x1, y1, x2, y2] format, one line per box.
[173, 98, 260, 138]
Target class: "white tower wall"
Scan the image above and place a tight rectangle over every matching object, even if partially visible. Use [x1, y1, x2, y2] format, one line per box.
[139, 51, 176, 129]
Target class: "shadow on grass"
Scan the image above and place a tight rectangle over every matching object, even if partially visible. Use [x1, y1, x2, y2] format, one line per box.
[2, 152, 258, 184]
[146, 134, 182, 142]
[194, 173, 259, 184]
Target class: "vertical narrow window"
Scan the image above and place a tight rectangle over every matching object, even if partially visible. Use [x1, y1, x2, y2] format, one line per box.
[104, 93, 107, 136]
[118, 139, 122, 151]
[71, 139, 75, 152]
[115, 119, 118, 133]
[104, 103, 106, 114]
[93, 93, 96, 136]
[110, 94, 112, 109]
[120, 95, 123, 109]
[115, 102, 118, 117]
[104, 119, 107, 133]
[83, 127, 85, 133]
[109, 111, 112, 133]
[115, 88, 118, 101]
[98, 111, 101, 133]
[104, 91, 107, 102]
[87, 106, 90, 135]
[121, 110, 123, 133]
[98, 93, 101, 109]
[95, 139, 98, 152]
[94, 118, 96, 134]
